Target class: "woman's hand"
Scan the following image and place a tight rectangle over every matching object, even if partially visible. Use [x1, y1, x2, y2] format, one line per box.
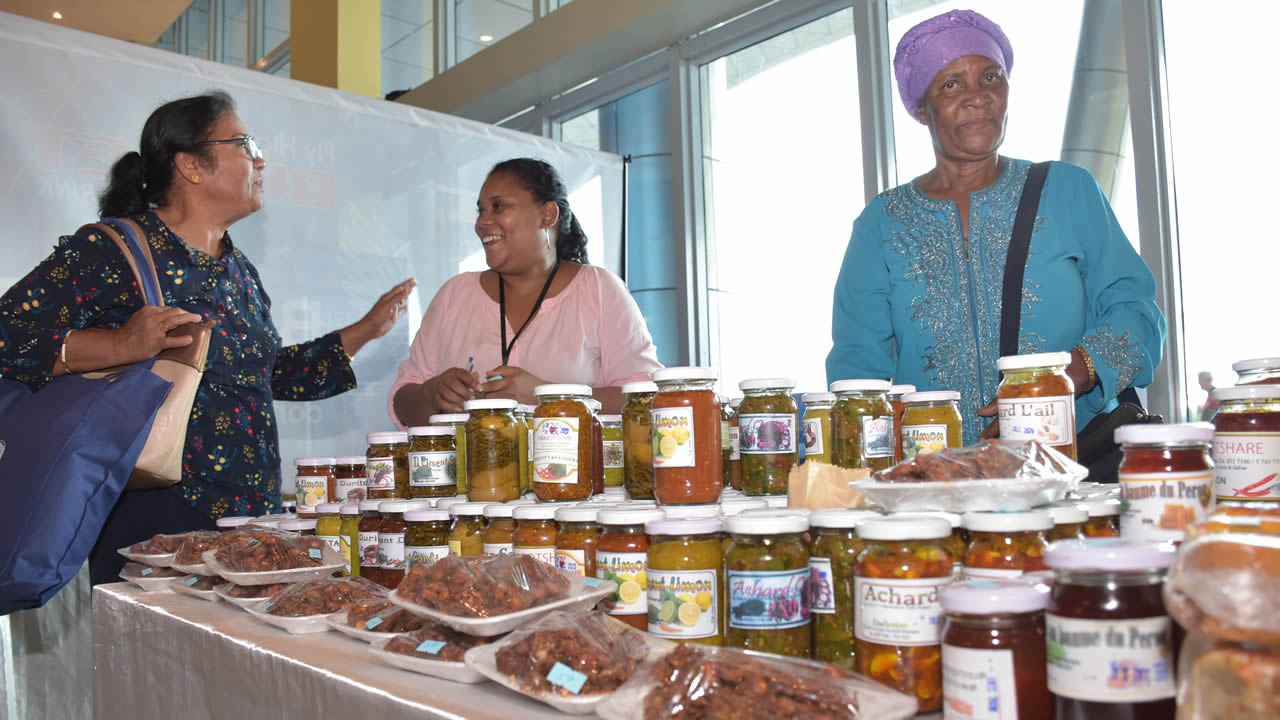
[977, 348, 1096, 439]
[976, 399, 1000, 440]
[116, 306, 204, 364]
[427, 367, 482, 413]
[340, 279, 416, 357]
[477, 365, 546, 407]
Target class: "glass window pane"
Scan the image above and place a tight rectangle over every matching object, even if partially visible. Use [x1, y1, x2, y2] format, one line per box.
[560, 109, 600, 151]
[454, 0, 532, 66]
[383, 0, 434, 97]
[263, 0, 290, 52]
[185, 0, 211, 60]
[222, 0, 250, 67]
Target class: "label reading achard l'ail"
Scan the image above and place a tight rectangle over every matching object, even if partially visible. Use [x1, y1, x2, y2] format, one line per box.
[1046, 614, 1175, 703]
[854, 575, 949, 646]
[598, 551, 647, 615]
[1212, 432, 1280, 501]
[408, 450, 456, 488]
[998, 396, 1075, 449]
[738, 414, 797, 455]
[1120, 470, 1213, 542]
[728, 568, 810, 629]
[648, 569, 716, 638]
[533, 417, 581, 485]
[651, 407, 696, 468]
[860, 416, 894, 459]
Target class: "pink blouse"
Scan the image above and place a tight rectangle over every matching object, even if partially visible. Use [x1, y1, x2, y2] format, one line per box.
[387, 265, 662, 428]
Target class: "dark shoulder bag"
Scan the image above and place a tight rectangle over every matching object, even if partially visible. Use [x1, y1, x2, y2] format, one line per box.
[1000, 162, 1161, 485]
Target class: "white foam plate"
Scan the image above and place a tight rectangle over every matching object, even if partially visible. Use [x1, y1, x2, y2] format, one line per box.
[327, 609, 415, 643]
[169, 577, 221, 602]
[387, 574, 613, 637]
[202, 544, 345, 585]
[242, 603, 337, 635]
[368, 635, 487, 684]
[116, 547, 177, 568]
[852, 474, 1081, 513]
[170, 560, 216, 577]
[213, 583, 279, 608]
[119, 568, 183, 593]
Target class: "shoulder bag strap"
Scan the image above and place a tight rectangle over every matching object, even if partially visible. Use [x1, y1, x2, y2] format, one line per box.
[998, 161, 1050, 359]
[89, 219, 164, 307]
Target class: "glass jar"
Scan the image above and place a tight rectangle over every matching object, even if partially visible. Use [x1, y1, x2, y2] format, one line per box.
[406, 426, 458, 499]
[890, 511, 965, 581]
[1047, 504, 1088, 542]
[736, 378, 798, 496]
[888, 384, 916, 464]
[645, 517, 724, 646]
[720, 397, 732, 486]
[554, 506, 601, 577]
[899, 391, 963, 460]
[941, 579, 1052, 720]
[279, 518, 316, 536]
[800, 392, 835, 465]
[724, 511, 811, 658]
[532, 384, 595, 502]
[314, 503, 343, 557]
[293, 457, 336, 518]
[855, 516, 954, 714]
[728, 397, 743, 490]
[830, 379, 895, 472]
[365, 431, 410, 499]
[378, 500, 414, 589]
[357, 499, 384, 586]
[448, 502, 488, 557]
[585, 398, 605, 496]
[338, 504, 360, 575]
[512, 504, 559, 566]
[1116, 423, 1214, 543]
[961, 510, 1052, 580]
[516, 404, 535, 494]
[333, 456, 367, 506]
[601, 414, 625, 488]
[1044, 539, 1180, 719]
[1082, 499, 1123, 537]
[405, 509, 450, 569]
[482, 502, 517, 556]
[809, 508, 880, 671]
[429, 413, 469, 494]
[462, 399, 521, 503]
[651, 367, 723, 505]
[997, 351, 1078, 460]
[1211, 385, 1280, 504]
[596, 507, 667, 631]
[1233, 356, 1280, 385]
[620, 384, 658, 501]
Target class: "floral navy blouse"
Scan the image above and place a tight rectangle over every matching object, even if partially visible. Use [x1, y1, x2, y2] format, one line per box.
[0, 211, 355, 518]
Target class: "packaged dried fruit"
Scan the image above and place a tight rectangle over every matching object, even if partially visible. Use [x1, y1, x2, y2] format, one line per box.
[492, 610, 648, 697]
[383, 623, 498, 663]
[394, 554, 570, 618]
[345, 598, 426, 633]
[259, 576, 387, 617]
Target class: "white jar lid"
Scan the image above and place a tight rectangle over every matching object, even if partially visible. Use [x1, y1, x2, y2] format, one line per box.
[830, 379, 891, 393]
[584, 399, 602, 412]
[963, 510, 1054, 532]
[378, 500, 419, 514]
[603, 487, 627, 498]
[996, 351, 1072, 371]
[405, 509, 450, 522]
[1114, 422, 1213, 445]
[600, 414, 623, 424]
[294, 457, 337, 466]
[596, 507, 667, 526]
[367, 431, 408, 445]
[448, 502, 490, 517]
[719, 498, 768, 516]
[889, 384, 917, 395]
[429, 414, 469, 423]
[621, 381, 659, 394]
[1045, 538, 1176, 571]
[339, 504, 361, 516]
[408, 426, 456, 437]
[463, 399, 517, 411]
[335, 456, 367, 465]
[902, 390, 961, 404]
[652, 366, 718, 383]
[1213, 385, 1280, 402]
[250, 518, 282, 528]
[857, 516, 951, 540]
[513, 504, 561, 520]
[358, 499, 382, 512]
[762, 496, 789, 509]
[941, 579, 1049, 614]
[891, 511, 962, 528]
[434, 496, 468, 510]
[278, 518, 316, 531]
[1232, 356, 1280, 373]
[726, 510, 808, 535]
[216, 515, 252, 528]
[533, 384, 593, 397]
[555, 506, 600, 523]
[644, 517, 723, 536]
[739, 377, 796, 392]
[315, 503, 342, 515]
[1082, 498, 1122, 517]
[482, 503, 516, 518]
[1047, 505, 1087, 524]
[661, 504, 723, 520]
[809, 509, 882, 529]
[801, 392, 836, 404]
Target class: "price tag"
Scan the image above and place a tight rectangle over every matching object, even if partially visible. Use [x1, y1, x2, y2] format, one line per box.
[308, 548, 323, 559]
[185, 576, 199, 586]
[365, 616, 384, 630]
[260, 601, 273, 611]
[546, 662, 588, 695]
[141, 567, 154, 576]
[416, 640, 446, 655]
[582, 577, 602, 588]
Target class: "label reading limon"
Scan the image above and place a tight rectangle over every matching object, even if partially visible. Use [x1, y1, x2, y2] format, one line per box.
[647, 568, 716, 638]
[651, 407, 695, 468]
[902, 424, 948, 460]
[598, 551, 647, 615]
[295, 475, 327, 511]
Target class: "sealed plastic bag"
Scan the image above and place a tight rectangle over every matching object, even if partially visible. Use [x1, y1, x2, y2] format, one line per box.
[370, 624, 498, 683]
[394, 554, 571, 618]
[202, 531, 345, 584]
[330, 599, 427, 642]
[119, 562, 183, 592]
[257, 576, 386, 617]
[1176, 631, 1280, 720]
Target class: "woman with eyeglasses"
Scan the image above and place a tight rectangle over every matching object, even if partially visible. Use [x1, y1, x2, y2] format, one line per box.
[0, 91, 413, 585]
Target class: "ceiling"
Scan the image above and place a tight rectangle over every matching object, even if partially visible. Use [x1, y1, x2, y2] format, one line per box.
[0, 0, 192, 44]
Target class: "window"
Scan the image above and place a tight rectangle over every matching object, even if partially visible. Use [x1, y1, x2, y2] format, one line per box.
[455, 0, 532, 65]
[222, 0, 249, 67]
[382, 0, 434, 98]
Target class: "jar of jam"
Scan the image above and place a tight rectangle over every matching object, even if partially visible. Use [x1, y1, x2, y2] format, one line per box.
[997, 351, 1078, 460]
[554, 506, 601, 576]
[855, 516, 953, 713]
[333, 456, 367, 505]
[809, 508, 880, 671]
[1082, 499, 1123, 537]
[1044, 539, 1179, 719]
[736, 378, 798, 496]
[596, 507, 666, 631]
[621, 381, 657, 499]
[462, 399, 521, 503]
[357, 499, 383, 586]
[532, 384, 595, 502]
[719, 397, 732, 486]
[448, 502, 488, 557]
[1211, 385, 1280, 504]
[338, 504, 360, 575]
[585, 398, 606, 496]
[293, 457, 336, 518]
[888, 384, 916, 464]
[365, 432, 410, 499]
[724, 511, 810, 658]
[899, 391, 963, 460]
[405, 508, 450, 569]
[406, 426, 458, 499]
[1116, 423, 1214, 543]
[728, 397, 743, 491]
[1048, 504, 1088, 542]
[961, 510, 1052, 580]
[800, 392, 835, 465]
[429, 413, 469, 494]
[279, 518, 316, 536]
[314, 503, 343, 557]
[1233, 356, 1280, 384]
[378, 499, 414, 589]
[482, 502, 517, 556]
[651, 367, 723, 505]
[645, 517, 724, 646]
[893, 511, 966, 581]
[830, 379, 895, 471]
[941, 579, 1052, 720]
[512, 503, 559, 566]
[601, 414, 625, 488]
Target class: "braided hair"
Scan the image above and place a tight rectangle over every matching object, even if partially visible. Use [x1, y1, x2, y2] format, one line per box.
[487, 158, 588, 264]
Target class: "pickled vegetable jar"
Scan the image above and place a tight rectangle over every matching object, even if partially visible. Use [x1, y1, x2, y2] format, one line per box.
[800, 392, 835, 465]
[601, 414, 625, 488]
[405, 509, 450, 569]
[406, 426, 458, 499]
[482, 502, 516, 556]
[1233, 356, 1280, 384]
[728, 397, 743, 490]
[941, 579, 1052, 720]
[293, 457, 335, 517]
[720, 398, 732, 486]
[1082, 499, 1122, 537]
[378, 500, 415, 589]
[429, 413, 469, 494]
[314, 503, 343, 557]
[736, 378, 798, 496]
[554, 506, 601, 577]
[809, 508, 880, 671]
[448, 502, 488, 557]
[645, 517, 723, 646]
[516, 404, 534, 494]
[1047, 504, 1088, 542]
[888, 384, 915, 464]
[621, 381, 658, 499]
[532, 384, 595, 502]
[1116, 423, 1214, 543]
[855, 516, 954, 713]
[512, 503, 559, 566]
[651, 367, 723, 505]
[597, 507, 667, 631]
[338, 504, 360, 575]
[333, 456, 367, 506]
[996, 352, 1078, 460]
[463, 399, 521, 502]
[830, 379, 895, 472]
[585, 398, 605, 496]
[899, 391, 962, 460]
[724, 511, 811, 657]
[357, 499, 384, 585]
[365, 431, 410, 500]
[1211, 385, 1280, 504]
[961, 510, 1052, 580]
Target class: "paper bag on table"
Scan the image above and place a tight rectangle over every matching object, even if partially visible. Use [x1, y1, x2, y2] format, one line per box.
[787, 461, 870, 510]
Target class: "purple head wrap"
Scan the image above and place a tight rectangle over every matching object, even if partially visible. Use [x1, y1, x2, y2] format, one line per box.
[893, 9, 1013, 122]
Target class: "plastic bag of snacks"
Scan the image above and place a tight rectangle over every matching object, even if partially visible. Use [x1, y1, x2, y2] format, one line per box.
[170, 530, 225, 574]
[393, 554, 569, 618]
[1175, 630, 1280, 720]
[118, 562, 184, 591]
[328, 599, 426, 642]
[117, 531, 204, 566]
[369, 624, 499, 683]
[244, 577, 386, 635]
[214, 582, 290, 607]
[169, 574, 222, 601]
[203, 531, 345, 584]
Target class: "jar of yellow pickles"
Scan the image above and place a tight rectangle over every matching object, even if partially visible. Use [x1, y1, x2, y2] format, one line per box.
[516, 404, 535, 493]
[645, 517, 724, 646]
[430, 413, 469, 493]
[621, 382, 657, 499]
[601, 414, 625, 487]
[830, 379, 895, 471]
[462, 399, 520, 503]
[800, 392, 835, 464]
[996, 352, 1077, 460]
[899, 391, 963, 460]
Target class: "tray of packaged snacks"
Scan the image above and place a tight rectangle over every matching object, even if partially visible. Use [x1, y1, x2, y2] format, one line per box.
[369, 625, 498, 684]
[119, 562, 185, 592]
[202, 532, 345, 585]
[116, 531, 197, 567]
[168, 530, 226, 576]
[168, 574, 223, 601]
[328, 599, 428, 643]
[242, 577, 387, 635]
[851, 439, 1086, 513]
[464, 611, 659, 714]
[388, 554, 613, 636]
[214, 582, 291, 608]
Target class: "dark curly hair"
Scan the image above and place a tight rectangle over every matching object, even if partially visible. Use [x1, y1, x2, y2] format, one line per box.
[487, 158, 588, 264]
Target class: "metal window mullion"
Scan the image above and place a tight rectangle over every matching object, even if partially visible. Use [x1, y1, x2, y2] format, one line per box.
[853, 0, 896, 202]
[434, 0, 452, 76]
[678, 0, 849, 65]
[210, 0, 224, 62]
[670, 50, 708, 366]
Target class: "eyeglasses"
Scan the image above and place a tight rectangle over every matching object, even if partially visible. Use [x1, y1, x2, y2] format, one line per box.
[199, 135, 263, 161]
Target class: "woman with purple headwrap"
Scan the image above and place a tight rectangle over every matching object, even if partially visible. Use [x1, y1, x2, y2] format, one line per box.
[825, 9, 1165, 447]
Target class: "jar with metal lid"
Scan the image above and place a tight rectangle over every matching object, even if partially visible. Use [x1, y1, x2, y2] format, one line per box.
[899, 390, 963, 460]
[216, 516, 252, 531]
[997, 351, 1078, 460]
[279, 518, 316, 536]
[378, 499, 417, 588]
[651, 367, 723, 505]
[601, 414, 624, 488]
[855, 516, 954, 713]
[463, 399, 521, 503]
[1211, 385, 1280, 504]
[338, 504, 360, 575]
[516, 404, 535, 493]
[405, 509, 450, 569]
[512, 504, 558, 566]
[888, 384, 916, 464]
[961, 510, 1052, 580]
[448, 502, 488, 557]
[357, 499, 384, 585]
[941, 579, 1052, 720]
[1233, 356, 1280, 385]
[800, 392, 835, 465]
[365, 432, 410, 499]
[555, 505, 601, 577]
[585, 398, 606, 495]
[645, 517, 724, 646]
[532, 384, 595, 502]
[429, 413, 469, 493]
[1116, 423, 1214, 543]
[830, 379, 895, 471]
[724, 511, 810, 657]
[719, 397, 732, 486]
[314, 503, 343, 557]
[293, 457, 336, 517]
[1048, 504, 1088, 542]
[621, 381, 658, 499]
[728, 397, 743, 490]
[482, 502, 517, 556]
[333, 456, 367, 505]
[809, 508, 880, 671]
[406, 426, 458, 499]
[596, 507, 667, 631]
[1044, 539, 1180, 719]
[1082, 499, 1122, 537]
[737, 378, 798, 496]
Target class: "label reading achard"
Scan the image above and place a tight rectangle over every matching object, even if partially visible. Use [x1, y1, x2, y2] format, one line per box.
[651, 407, 696, 468]
[854, 575, 949, 646]
[648, 569, 716, 638]
[1046, 614, 1175, 703]
[408, 450, 456, 488]
[727, 568, 810, 629]
[366, 456, 396, 492]
[738, 414, 797, 455]
[598, 551, 647, 615]
[533, 417, 581, 485]
[942, 645, 1019, 720]
[998, 397, 1075, 449]
[860, 416, 894, 459]
[1120, 470, 1213, 542]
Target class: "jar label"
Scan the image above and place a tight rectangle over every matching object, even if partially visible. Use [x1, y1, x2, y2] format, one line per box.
[513, 546, 556, 566]
[727, 568, 809, 629]
[902, 424, 948, 460]
[598, 551, 647, 615]
[448, 539, 461, 556]
[739, 414, 797, 455]
[729, 426, 741, 460]
[554, 548, 587, 576]
[406, 544, 449, 568]
[379, 532, 405, 570]
[802, 418, 824, 457]
[647, 569, 717, 639]
[651, 407, 696, 468]
[941, 645, 1018, 720]
[358, 531, 380, 568]
[408, 450, 456, 488]
[483, 542, 513, 556]
[366, 456, 396, 492]
[1045, 614, 1175, 702]
[335, 477, 366, 505]
[339, 534, 353, 572]
[603, 440, 624, 469]
[808, 557, 835, 614]
[527, 428, 534, 462]
[1212, 431, 1280, 501]
[860, 416, 894, 459]
[317, 534, 341, 557]
[854, 575, 949, 646]
[533, 417, 581, 484]
[997, 396, 1075, 447]
[295, 476, 328, 511]
[962, 567, 1025, 581]
[1120, 470, 1212, 542]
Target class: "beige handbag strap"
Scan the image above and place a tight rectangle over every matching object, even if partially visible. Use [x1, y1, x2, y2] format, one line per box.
[85, 219, 164, 306]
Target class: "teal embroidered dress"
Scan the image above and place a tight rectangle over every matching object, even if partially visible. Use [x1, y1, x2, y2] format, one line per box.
[826, 159, 1167, 444]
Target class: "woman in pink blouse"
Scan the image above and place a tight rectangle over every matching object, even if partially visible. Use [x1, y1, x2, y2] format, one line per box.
[389, 158, 662, 427]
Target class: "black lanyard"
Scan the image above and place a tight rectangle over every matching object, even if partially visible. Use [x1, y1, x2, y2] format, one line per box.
[499, 259, 560, 366]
